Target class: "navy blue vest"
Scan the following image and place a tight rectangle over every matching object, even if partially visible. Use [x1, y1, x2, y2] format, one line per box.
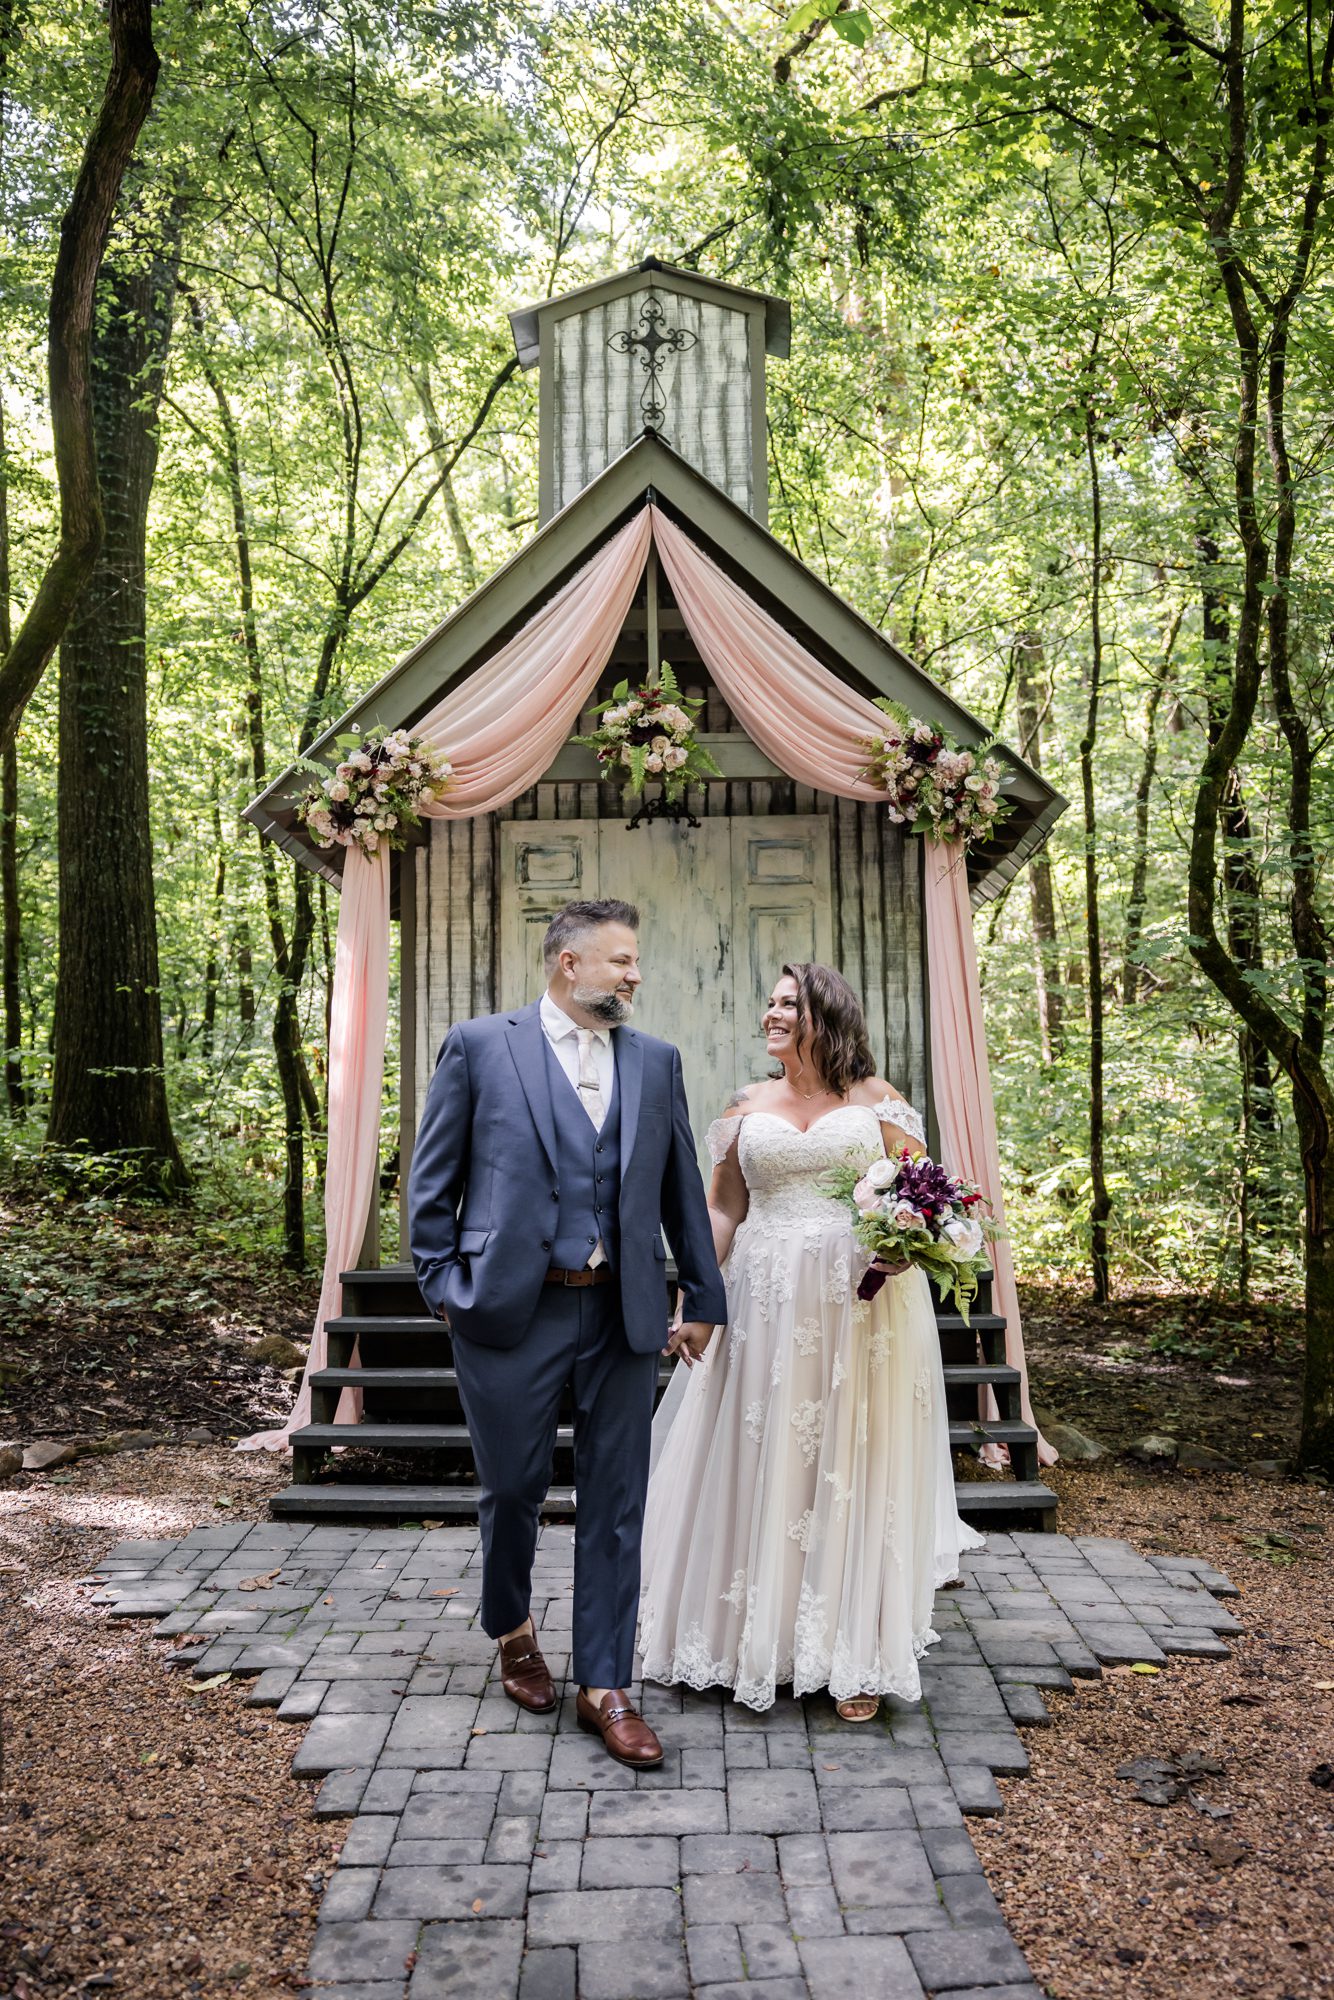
[541, 1033, 622, 1271]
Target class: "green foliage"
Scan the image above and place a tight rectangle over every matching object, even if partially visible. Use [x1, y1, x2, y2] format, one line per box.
[1, 0, 1328, 1321]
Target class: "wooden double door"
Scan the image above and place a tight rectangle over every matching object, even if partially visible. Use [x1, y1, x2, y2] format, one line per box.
[499, 817, 832, 1160]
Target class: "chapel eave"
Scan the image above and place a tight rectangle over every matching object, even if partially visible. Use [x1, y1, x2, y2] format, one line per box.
[243, 431, 1067, 904]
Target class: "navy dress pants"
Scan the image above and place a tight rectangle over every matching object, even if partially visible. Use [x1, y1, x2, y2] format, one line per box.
[451, 1284, 659, 1690]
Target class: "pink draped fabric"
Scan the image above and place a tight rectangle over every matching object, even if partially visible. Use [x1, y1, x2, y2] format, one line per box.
[241, 513, 651, 1447]
[649, 508, 887, 803]
[239, 844, 390, 1448]
[924, 839, 1056, 1465]
[244, 500, 1052, 1468]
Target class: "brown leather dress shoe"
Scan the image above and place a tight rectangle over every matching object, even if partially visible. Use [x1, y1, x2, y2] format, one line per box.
[575, 1687, 664, 1768]
[498, 1630, 557, 1713]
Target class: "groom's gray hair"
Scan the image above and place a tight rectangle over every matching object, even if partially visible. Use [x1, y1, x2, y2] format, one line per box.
[543, 898, 640, 971]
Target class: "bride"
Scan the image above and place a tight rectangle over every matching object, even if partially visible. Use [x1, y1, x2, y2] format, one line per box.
[639, 961, 984, 1721]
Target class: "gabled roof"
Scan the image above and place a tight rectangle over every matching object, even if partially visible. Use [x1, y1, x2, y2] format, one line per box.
[509, 257, 791, 368]
[243, 433, 1067, 905]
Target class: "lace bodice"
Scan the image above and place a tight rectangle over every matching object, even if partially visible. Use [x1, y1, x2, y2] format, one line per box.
[726, 1106, 883, 1234]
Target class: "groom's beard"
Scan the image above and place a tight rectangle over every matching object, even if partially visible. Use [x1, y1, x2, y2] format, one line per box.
[572, 981, 635, 1026]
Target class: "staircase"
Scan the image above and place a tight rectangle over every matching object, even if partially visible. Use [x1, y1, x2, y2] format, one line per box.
[271, 1264, 1055, 1529]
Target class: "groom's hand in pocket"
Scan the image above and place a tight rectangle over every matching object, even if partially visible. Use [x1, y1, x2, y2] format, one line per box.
[664, 1320, 715, 1367]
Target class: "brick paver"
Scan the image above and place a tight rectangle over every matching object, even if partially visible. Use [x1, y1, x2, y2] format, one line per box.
[89, 1523, 1239, 1998]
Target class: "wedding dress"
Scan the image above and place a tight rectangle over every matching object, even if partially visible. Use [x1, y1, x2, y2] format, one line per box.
[638, 1100, 984, 1710]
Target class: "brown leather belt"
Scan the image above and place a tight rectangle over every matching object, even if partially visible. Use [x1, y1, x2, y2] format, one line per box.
[544, 1265, 614, 1287]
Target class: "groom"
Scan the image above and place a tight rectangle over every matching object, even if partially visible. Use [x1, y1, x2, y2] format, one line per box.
[408, 898, 725, 1767]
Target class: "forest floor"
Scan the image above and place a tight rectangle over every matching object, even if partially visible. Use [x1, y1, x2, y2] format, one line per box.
[1, 1185, 1330, 1998]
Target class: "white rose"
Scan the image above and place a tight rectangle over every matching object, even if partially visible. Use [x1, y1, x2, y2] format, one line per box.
[664, 745, 688, 770]
[645, 752, 665, 773]
[651, 734, 670, 754]
[943, 1216, 984, 1260]
[892, 1200, 924, 1230]
[866, 1157, 899, 1190]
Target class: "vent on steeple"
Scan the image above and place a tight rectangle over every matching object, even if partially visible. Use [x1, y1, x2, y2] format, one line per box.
[510, 258, 790, 528]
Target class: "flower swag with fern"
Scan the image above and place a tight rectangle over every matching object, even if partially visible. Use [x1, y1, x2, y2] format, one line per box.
[296, 730, 453, 857]
[574, 665, 722, 803]
[862, 700, 1012, 847]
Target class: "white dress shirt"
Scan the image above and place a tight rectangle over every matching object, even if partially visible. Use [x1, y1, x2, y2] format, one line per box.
[538, 992, 615, 1128]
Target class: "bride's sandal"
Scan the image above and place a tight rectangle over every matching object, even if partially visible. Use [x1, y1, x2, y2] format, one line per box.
[835, 1696, 881, 1724]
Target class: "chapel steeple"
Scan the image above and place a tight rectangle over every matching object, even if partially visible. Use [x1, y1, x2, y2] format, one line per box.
[509, 257, 790, 528]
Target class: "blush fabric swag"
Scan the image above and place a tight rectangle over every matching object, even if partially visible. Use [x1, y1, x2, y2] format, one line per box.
[240, 506, 1054, 1466]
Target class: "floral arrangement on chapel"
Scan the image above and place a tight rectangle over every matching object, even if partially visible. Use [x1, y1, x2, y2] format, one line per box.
[296, 730, 453, 856]
[574, 664, 722, 803]
[823, 1151, 998, 1319]
[862, 700, 1012, 846]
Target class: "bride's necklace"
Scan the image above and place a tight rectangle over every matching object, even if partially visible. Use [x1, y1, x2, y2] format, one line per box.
[792, 1071, 833, 1102]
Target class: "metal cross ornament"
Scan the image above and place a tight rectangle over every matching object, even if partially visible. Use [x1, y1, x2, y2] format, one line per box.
[607, 295, 697, 432]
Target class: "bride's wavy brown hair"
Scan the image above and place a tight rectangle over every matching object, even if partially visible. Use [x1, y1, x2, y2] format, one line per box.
[778, 962, 877, 1096]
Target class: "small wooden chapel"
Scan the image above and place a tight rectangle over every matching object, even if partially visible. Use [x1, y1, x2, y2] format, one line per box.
[244, 259, 1067, 1526]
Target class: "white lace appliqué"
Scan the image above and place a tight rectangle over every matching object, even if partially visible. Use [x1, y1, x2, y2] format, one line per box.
[787, 1509, 816, 1552]
[706, 1115, 745, 1165]
[821, 1256, 851, 1306]
[744, 1399, 766, 1444]
[872, 1095, 927, 1147]
[720, 1569, 748, 1612]
[914, 1367, 932, 1413]
[793, 1317, 821, 1357]
[831, 1353, 847, 1393]
[790, 1398, 825, 1467]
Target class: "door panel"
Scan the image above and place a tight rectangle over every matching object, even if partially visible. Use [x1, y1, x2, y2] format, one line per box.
[496, 815, 832, 1170]
[498, 824, 600, 1012]
[730, 818, 833, 1080]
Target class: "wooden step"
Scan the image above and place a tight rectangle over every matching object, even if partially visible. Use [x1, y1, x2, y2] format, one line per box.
[948, 1419, 1034, 1450]
[311, 1367, 675, 1395]
[294, 1423, 480, 1450]
[941, 1363, 1020, 1390]
[270, 1477, 1056, 1525]
[953, 1480, 1058, 1521]
[325, 1315, 444, 1338]
[935, 1313, 1006, 1337]
[271, 1483, 575, 1520]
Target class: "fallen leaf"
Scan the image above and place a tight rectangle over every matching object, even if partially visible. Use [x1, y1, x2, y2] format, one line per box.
[186, 1672, 232, 1691]
[1192, 1834, 1248, 1867]
[429, 1588, 458, 1598]
[1221, 1693, 1265, 1707]
[471, 1898, 486, 1914]
[470, 1727, 487, 1737]
[239, 1568, 282, 1593]
[1313, 1681, 1334, 1691]
[1130, 1663, 1161, 1675]
[1188, 1792, 1233, 1820]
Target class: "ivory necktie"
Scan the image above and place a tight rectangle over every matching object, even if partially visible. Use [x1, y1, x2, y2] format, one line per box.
[576, 1028, 607, 1268]
[575, 1028, 606, 1129]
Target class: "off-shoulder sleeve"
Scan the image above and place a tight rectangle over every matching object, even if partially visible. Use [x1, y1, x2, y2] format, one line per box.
[872, 1095, 926, 1147]
[705, 1115, 742, 1165]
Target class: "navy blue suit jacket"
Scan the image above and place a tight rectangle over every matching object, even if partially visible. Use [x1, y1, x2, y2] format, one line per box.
[408, 1000, 727, 1353]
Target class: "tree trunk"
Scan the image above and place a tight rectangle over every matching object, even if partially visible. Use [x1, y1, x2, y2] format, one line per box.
[201, 789, 225, 1066]
[47, 224, 188, 1191]
[235, 918, 255, 1036]
[1012, 630, 1063, 1058]
[1121, 614, 1180, 1004]
[1296, 1079, 1334, 1471]
[0, 0, 159, 754]
[0, 389, 25, 1115]
[1082, 412, 1112, 1302]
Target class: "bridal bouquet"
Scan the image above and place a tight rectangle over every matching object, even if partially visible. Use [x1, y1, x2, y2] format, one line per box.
[823, 1151, 997, 1321]
[573, 663, 721, 803]
[297, 730, 453, 857]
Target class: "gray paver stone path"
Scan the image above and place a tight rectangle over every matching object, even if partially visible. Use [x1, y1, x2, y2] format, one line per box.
[90, 1523, 1240, 1998]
